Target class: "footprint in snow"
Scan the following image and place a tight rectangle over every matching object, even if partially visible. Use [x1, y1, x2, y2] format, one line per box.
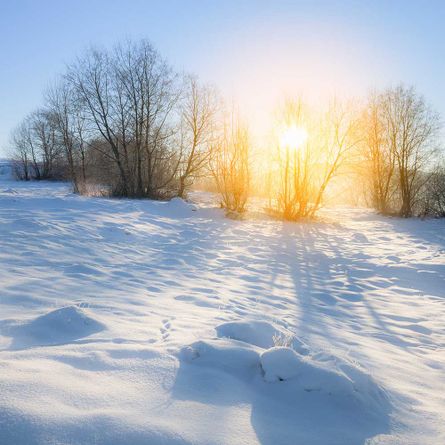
[160, 317, 175, 341]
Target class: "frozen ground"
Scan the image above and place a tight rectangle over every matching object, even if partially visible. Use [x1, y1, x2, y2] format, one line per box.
[0, 169, 444, 444]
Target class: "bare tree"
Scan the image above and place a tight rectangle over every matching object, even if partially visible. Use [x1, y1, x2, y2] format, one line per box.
[310, 101, 362, 216]
[211, 115, 250, 213]
[47, 82, 79, 192]
[113, 40, 180, 198]
[10, 122, 31, 180]
[275, 99, 307, 219]
[47, 79, 93, 193]
[10, 109, 61, 180]
[271, 98, 361, 220]
[382, 86, 441, 217]
[32, 109, 60, 179]
[361, 92, 397, 214]
[67, 48, 131, 195]
[178, 76, 217, 198]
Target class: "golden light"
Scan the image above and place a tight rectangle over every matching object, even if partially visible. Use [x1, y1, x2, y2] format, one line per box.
[279, 124, 308, 150]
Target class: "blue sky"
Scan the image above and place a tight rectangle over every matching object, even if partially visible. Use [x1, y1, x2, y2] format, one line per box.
[1, 0, 444, 155]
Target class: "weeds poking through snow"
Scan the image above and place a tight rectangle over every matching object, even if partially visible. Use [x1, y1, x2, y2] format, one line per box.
[272, 332, 295, 349]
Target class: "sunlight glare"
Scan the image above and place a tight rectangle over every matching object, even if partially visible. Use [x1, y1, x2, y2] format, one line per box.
[279, 124, 308, 150]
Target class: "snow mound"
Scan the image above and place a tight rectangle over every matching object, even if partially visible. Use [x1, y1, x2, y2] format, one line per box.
[260, 346, 388, 410]
[167, 197, 198, 214]
[216, 320, 309, 354]
[180, 335, 388, 413]
[176, 335, 390, 443]
[179, 338, 261, 378]
[10, 305, 105, 349]
[260, 346, 302, 382]
[1, 188, 18, 194]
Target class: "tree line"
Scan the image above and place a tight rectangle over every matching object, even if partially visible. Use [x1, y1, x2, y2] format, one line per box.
[10, 39, 445, 218]
[261, 89, 444, 219]
[11, 40, 222, 199]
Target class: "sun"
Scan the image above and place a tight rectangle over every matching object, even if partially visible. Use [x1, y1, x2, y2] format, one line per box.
[279, 124, 308, 150]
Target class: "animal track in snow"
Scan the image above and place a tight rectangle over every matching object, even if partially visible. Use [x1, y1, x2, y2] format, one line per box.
[160, 317, 176, 341]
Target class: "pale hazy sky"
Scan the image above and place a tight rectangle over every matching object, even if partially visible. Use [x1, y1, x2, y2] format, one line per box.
[1, 0, 444, 155]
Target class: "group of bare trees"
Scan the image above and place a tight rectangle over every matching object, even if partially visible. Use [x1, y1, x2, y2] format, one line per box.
[260, 86, 443, 220]
[254, 86, 443, 220]
[11, 109, 63, 181]
[11, 40, 219, 199]
[361, 85, 442, 217]
[10, 39, 444, 219]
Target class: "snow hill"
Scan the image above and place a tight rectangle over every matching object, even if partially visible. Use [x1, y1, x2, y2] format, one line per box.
[0, 178, 444, 445]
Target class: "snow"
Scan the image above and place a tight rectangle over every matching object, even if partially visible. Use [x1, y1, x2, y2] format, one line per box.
[259, 345, 387, 415]
[260, 346, 304, 381]
[216, 320, 310, 353]
[217, 320, 287, 348]
[0, 170, 445, 444]
[6, 305, 106, 349]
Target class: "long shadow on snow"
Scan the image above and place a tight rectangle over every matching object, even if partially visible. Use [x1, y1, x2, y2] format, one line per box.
[265, 221, 442, 352]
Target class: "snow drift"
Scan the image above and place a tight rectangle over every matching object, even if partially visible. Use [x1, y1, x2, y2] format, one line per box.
[174, 319, 391, 444]
[216, 320, 310, 354]
[180, 320, 390, 415]
[7, 306, 105, 349]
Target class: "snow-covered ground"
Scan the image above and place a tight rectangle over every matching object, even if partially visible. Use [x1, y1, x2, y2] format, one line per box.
[0, 170, 444, 444]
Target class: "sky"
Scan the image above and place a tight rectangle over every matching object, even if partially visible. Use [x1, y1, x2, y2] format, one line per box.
[1, 0, 444, 155]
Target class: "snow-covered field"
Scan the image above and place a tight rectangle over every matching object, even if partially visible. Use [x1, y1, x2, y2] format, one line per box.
[0, 168, 444, 444]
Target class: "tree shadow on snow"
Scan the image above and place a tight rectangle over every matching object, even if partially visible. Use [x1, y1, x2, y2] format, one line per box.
[265, 222, 442, 353]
